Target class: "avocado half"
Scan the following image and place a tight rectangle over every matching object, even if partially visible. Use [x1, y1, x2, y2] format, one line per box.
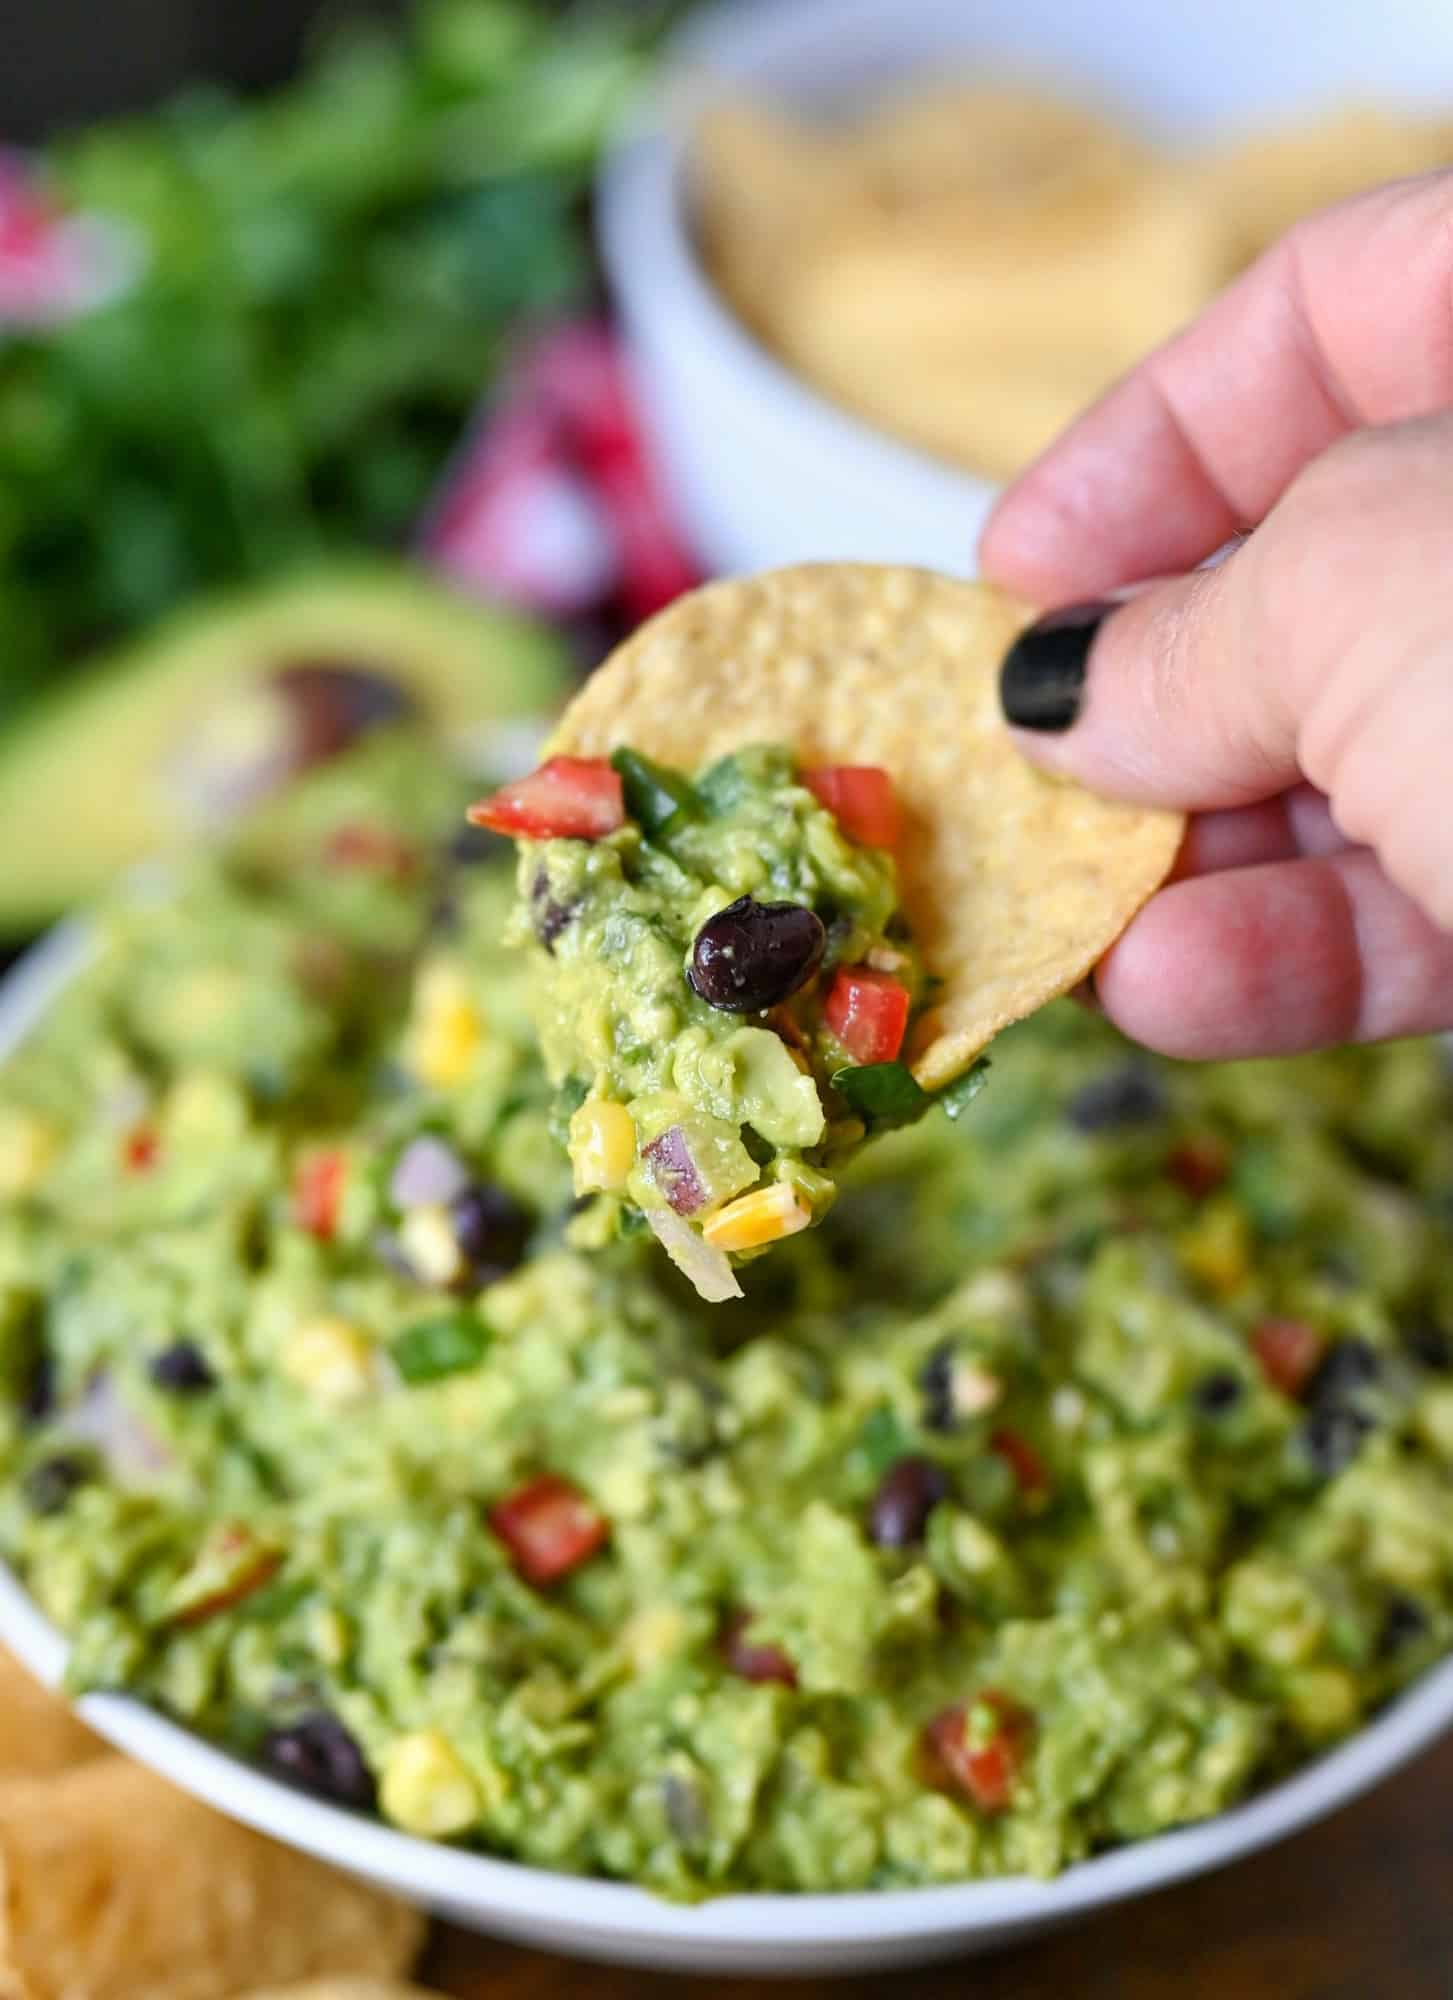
[0, 562, 572, 931]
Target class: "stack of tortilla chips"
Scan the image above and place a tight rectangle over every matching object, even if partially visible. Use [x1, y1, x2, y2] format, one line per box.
[0, 1647, 437, 2000]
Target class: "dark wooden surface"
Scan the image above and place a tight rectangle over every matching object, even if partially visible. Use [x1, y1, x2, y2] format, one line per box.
[421, 1731, 1453, 2000]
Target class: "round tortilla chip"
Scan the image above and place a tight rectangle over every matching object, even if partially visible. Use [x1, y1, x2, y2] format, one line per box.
[548, 566, 1183, 1090]
[0, 1757, 424, 2000]
[0, 1647, 101, 1778]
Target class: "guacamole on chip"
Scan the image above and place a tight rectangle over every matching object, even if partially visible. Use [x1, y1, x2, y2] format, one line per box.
[469, 564, 1181, 1293]
[4, 725, 1453, 1899]
[471, 739, 941, 1299]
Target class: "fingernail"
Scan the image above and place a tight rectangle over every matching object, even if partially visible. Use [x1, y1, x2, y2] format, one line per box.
[999, 601, 1114, 732]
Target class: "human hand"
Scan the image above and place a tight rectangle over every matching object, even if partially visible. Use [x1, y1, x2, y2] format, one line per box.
[981, 170, 1453, 1060]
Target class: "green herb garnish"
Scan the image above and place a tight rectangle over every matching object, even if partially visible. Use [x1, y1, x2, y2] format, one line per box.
[831, 1061, 934, 1130]
[611, 748, 699, 837]
[390, 1313, 491, 1384]
[939, 1057, 992, 1121]
[858, 1403, 916, 1475]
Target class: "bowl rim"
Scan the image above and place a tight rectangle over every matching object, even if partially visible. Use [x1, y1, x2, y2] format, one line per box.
[594, 14, 997, 515]
[1, 915, 1452, 1947]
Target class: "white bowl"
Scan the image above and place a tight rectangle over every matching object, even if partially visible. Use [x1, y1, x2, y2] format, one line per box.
[598, 0, 1453, 580]
[3, 923, 1453, 1973]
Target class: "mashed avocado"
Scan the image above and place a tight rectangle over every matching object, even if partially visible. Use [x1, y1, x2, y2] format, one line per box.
[3, 731, 1453, 1897]
[475, 743, 963, 1299]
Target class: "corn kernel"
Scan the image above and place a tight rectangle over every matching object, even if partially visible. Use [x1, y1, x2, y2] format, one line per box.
[0, 1111, 59, 1199]
[164, 1071, 245, 1145]
[308, 1603, 351, 1669]
[406, 962, 485, 1089]
[282, 1315, 375, 1406]
[570, 1099, 636, 1194]
[380, 1728, 479, 1837]
[622, 1605, 688, 1672]
[398, 1203, 465, 1287]
[1285, 1665, 1361, 1741]
[702, 1183, 811, 1252]
[955, 1363, 1005, 1416]
[866, 944, 911, 976]
[1176, 1198, 1251, 1297]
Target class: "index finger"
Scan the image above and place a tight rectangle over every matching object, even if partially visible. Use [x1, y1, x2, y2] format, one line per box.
[979, 169, 1453, 602]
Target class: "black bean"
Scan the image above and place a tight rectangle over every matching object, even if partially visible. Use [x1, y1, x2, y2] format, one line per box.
[869, 1456, 950, 1548]
[1066, 1063, 1167, 1134]
[20, 1352, 55, 1425]
[148, 1341, 216, 1395]
[1378, 1594, 1430, 1658]
[261, 1711, 376, 1808]
[1299, 1404, 1373, 1479]
[451, 1184, 531, 1286]
[1308, 1339, 1381, 1404]
[271, 662, 415, 766]
[23, 1454, 90, 1517]
[1193, 1370, 1244, 1416]
[529, 868, 579, 952]
[1405, 1323, 1453, 1373]
[919, 1344, 957, 1433]
[688, 897, 826, 1013]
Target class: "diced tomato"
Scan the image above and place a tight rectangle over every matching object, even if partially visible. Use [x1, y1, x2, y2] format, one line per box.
[488, 1474, 610, 1585]
[468, 758, 624, 841]
[990, 1427, 1051, 1502]
[293, 1149, 348, 1241]
[122, 1127, 160, 1174]
[323, 822, 418, 880]
[803, 766, 901, 848]
[926, 1691, 1032, 1813]
[719, 1609, 798, 1688]
[824, 967, 911, 1066]
[1167, 1137, 1229, 1200]
[1252, 1318, 1327, 1399]
[173, 1528, 282, 1628]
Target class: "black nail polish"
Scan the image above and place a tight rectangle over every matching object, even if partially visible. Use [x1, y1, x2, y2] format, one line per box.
[999, 601, 1113, 732]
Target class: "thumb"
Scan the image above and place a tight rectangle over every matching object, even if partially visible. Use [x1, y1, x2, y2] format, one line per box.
[995, 415, 1453, 930]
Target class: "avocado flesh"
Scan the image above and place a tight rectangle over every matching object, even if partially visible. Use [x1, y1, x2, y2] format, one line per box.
[0, 563, 572, 931]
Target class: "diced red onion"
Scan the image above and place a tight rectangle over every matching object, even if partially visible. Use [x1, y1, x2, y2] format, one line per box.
[389, 1136, 471, 1210]
[71, 1371, 173, 1485]
[640, 1126, 708, 1217]
[645, 1205, 742, 1303]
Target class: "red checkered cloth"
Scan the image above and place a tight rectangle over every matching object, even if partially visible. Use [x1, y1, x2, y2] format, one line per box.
[421, 321, 701, 629]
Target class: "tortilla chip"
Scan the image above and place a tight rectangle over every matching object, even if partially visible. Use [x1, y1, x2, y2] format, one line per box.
[696, 84, 1226, 479]
[1202, 104, 1453, 276]
[849, 80, 1145, 207]
[0, 1647, 101, 1778]
[548, 566, 1182, 1089]
[236, 1986, 440, 2000]
[0, 1756, 424, 2000]
[693, 102, 848, 341]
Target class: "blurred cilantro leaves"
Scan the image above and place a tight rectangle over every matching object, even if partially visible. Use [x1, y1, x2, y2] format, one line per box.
[0, 0, 672, 720]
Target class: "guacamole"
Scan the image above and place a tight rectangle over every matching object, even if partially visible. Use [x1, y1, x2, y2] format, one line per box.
[4, 730, 1453, 1898]
[472, 744, 966, 1299]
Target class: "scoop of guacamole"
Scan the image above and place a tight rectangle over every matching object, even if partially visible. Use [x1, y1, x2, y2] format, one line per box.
[3, 728, 1453, 1898]
[474, 743, 966, 1298]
